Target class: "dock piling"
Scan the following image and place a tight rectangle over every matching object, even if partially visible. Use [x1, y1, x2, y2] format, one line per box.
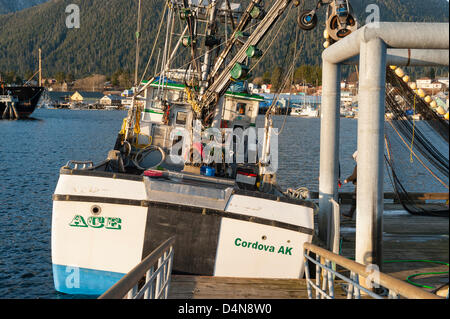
[355, 37, 387, 270]
[318, 60, 341, 245]
[319, 22, 449, 286]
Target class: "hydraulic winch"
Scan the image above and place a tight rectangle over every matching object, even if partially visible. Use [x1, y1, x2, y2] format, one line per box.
[295, 0, 358, 47]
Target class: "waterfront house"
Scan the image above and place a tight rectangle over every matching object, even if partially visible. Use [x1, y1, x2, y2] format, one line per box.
[100, 94, 124, 106]
[47, 91, 74, 107]
[70, 91, 104, 105]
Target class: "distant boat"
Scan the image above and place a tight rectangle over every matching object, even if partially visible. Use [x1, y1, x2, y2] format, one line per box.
[290, 104, 319, 118]
[104, 105, 120, 110]
[0, 86, 44, 119]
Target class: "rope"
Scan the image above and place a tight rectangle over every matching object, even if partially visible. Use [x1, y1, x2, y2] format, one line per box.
[275, 11, 303, 136]
[339, 239, 449, 291]
[139, 2, 169, 84]
[410, 94, 416, 163]
[285, 187, 310, 200]
[185, 86, 202, 115]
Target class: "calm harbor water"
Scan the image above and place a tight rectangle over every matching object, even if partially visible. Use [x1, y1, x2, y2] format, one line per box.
[0, 108, 446, 298]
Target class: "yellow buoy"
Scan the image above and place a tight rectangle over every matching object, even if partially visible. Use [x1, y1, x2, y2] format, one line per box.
[424, 96, 432, 103]
[389, 65, 397, 70]
[395, 68, 405, 78]
[445, 112, 449, 120]
[409, 82, 417, 90]
[402, 75, 410, 83]
[436, 106, 445, 115]
[429, 100, 437, 109]
[323, 30, 329, 39]
[323, 41, 330, 48]
[417, 89, 425, 98]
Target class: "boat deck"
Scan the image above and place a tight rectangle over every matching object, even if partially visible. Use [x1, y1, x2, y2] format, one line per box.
[168, 203, 448, 299]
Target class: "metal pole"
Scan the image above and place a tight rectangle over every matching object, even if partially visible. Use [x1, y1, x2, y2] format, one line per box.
[355, 37, 386, 274]
[318, 60, 341, 244]
[134, 0, 142, 87]
[342, 49, 450, 67]
[39, 48, 42, 87]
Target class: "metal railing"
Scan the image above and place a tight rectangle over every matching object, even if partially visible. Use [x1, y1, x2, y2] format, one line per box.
[303, 242, 443, 299]
[99, 236, 175, 299]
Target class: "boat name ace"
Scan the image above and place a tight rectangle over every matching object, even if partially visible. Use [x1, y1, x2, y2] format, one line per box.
[69, 215, 122, 230]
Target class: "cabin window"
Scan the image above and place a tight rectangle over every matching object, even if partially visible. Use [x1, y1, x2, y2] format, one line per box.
[236, 103, 246, 115]
[175, 111, 187, 125]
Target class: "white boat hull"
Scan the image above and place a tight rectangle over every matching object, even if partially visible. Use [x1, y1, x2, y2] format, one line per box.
[51, 170, 315, 295]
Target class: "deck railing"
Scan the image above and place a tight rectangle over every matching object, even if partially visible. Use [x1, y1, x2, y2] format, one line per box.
[99, 236, 175, 299]
[303, 242, 443, 299]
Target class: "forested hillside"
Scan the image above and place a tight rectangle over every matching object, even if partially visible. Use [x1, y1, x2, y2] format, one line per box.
[0, 0, 448, 82]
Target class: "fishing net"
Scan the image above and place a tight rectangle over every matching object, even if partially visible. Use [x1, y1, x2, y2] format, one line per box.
[384, 68, 449, 217]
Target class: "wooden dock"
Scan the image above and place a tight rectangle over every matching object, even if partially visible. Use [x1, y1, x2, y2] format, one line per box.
[168, 198, 448, 299]
[339, 206, 449, 293]
[169, 276, 349, 299]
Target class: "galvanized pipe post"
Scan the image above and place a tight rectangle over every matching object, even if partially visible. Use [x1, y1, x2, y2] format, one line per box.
[318, 60, 341, 244]
[355, 37, 387, 271]
[319, 21, 449, 289]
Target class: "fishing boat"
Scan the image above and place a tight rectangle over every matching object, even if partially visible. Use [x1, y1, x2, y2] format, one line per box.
[291, 104, 319, 117]
[52, 0, 358, 295]
[0, 85, 44, 119]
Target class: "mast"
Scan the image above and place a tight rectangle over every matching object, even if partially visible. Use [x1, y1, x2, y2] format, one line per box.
[134, 0, 142, 87]
[199, 0, 218, 95]
[39, 48, 42, 87]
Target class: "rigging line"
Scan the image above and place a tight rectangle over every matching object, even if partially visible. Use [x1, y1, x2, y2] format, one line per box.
[258, 8, 299, 119]
[267, 26, 305, 118]
[24, 70, 40, 86]
[160, 7, 174, 92]
[247, 7, 292, 75]
[139, 2, 169, 84]
[386, 119, 449, 189]
[410, 94, 416, 163]
[384, 135, 403, 202]
[274, 32, 306, 136]
[275, 45, 298, 134]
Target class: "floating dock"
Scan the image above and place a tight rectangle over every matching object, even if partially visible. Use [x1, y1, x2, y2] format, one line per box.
[169, 276, 347, 299]
[167, 197, 448, 299]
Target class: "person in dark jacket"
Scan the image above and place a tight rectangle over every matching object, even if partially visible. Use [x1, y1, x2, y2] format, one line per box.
[343, 151, 358, 218]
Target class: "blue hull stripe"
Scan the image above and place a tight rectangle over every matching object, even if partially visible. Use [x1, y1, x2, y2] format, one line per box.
[52, 264, 126, 296]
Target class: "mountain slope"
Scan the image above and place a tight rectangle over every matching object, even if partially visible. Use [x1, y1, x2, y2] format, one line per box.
[0, 0, 49, 14]
[0, 0, 448, 79]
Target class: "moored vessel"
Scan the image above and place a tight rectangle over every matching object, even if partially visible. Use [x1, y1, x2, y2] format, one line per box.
[51, 0, 359, 295]
[0, 86, 44, 119]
